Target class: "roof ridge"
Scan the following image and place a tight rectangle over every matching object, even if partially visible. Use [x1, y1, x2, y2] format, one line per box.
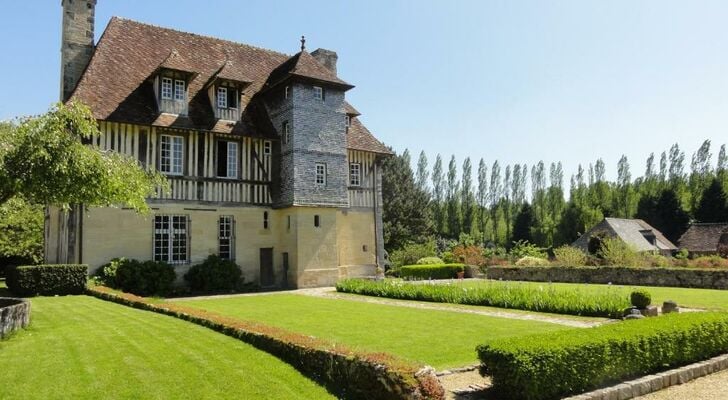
[109, 16, 292, 58]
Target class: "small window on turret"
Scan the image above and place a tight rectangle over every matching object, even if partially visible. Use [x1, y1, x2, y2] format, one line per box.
[284, 86, 290, 99]
[283, 121, 290, 144]
[313, 86, 324, 101]
[345, 115, 351, 127]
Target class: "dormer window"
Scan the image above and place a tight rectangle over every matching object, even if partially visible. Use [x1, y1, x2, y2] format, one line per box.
[174, 80, 186, 100]
[161, 77, 173, 99]
[217, 87, 228, 108]
[314, 86, 324, 101]
[157, 72, 189, 115]
[213, 83, 240, 121]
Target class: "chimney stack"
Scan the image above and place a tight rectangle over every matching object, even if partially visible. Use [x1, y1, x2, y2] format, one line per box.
[60, 0, 96, 101]
[311, 48, 338, 76]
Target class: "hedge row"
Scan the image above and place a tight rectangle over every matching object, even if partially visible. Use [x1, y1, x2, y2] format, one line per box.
[87, 286, 445, 400]
[400, 264, 465, 280]
[477, 312, 728, 400]
[6, 264, 87, 296]
[336, 279, 629, 318]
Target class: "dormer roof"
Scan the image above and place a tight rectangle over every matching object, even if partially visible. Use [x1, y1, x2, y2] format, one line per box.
[265, 50, 354, 91]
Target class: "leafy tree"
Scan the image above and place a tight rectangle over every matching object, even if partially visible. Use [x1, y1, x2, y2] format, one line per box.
[511, 202, 535, 244]
[0, 102, 165, 211]
[415, 151, 429, 194]
[431, 154, 445, 234]
[636, 188, 690, 244]
[689, 140, 713, 214]
[489, 161, 502, 243]
[446, 155, 461, 237]
[461, 157, 475, 234]
[382, 149, 433, 250]
[694, 178, 728, 223]
[502, 165, 513, 242]
[659, 151, 668, 183]
[0, 197, 43, 268]
[476, 159, 488, 244]
[615, 155, 633, 218]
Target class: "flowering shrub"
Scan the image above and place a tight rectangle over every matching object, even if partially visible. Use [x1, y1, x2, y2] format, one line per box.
[451, 245, 486, 266]
[514, 256, 550, 267]
[553, 246, 587, 267]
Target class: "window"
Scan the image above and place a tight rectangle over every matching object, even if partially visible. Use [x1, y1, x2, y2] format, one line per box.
[362, 245, 368, 252]
[345, 115, 351, 127]
[154, 215, 188, 264]
[263, 211, 269, 229]
[218, 215, 234, 260]
[349, 163, 361, 186]
[174, 80, 186, 101]
[283, 121, 290, 144]
[284, 85, 290, 99]
[217, 87, 228, 109]
[264, 141, 272, 155]
[314, 215, 320, 228]
[313, 86, 324, 101]
[161, 77, 173, 99]
[287, 215, 291, 231]
[315, 163, 327, 185]
[217, 140, 238, 178]
[160, 135, 184, 175]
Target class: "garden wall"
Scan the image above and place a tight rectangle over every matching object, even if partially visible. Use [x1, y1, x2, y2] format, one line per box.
[0, 297, 30, 339]
[486, 266, 728, 289]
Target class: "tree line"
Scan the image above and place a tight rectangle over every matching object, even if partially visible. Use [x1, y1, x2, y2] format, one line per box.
[382, 140, 728, 251]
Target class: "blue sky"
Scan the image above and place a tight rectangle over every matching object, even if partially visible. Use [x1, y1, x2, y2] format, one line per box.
[2, 1, 728, 182]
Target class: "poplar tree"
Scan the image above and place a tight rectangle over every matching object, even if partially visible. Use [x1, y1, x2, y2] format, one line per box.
[431, 154, 445, 235]
[476, 159, 488, 244]
[461, 157, 475, 235]
[489, 161, 502, 243]
[416, 151, 429, 194]
[446, 155, 461, 237]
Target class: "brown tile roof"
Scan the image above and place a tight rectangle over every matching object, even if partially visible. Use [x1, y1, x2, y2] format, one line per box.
[347, 117, 392, 155]
[344, 101, 361, 116]
[69, 17, 386, 153]
[678, 223, 728, 253]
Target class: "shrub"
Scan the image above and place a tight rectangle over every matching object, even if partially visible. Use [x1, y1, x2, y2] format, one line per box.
[451, 245, 486, 266]
[718, 243, 728, 259]
[389, 241, 437, 269]
[440, 251, 456, 264]
[6, 264, 87, 296]
[689, 255, 728, 268]
[184, 255, 243, 293]
[553, 246, 587, 267]
[598, 237, 640, 266]
[337, 279, 629, 317]
[674, 248, 690, 260]
[514, 256, 550, 266]
[399, 264, 465, 280]
[477, 312, 728, 400]
[509, 240, 547, 260]
[416, 256, 444, 265]
[94, 257, 126, 286]
[641, 253, 671, 268]
[630, 289, 652, 308]
[114, 259, 176, 297]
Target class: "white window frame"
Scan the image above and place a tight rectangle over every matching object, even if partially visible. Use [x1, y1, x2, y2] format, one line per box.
[217, 86, 228, 109]
[315, 163, 327, 186]
[284, 85, 290, 99]
[160, 134, 184, 175]
[263, 141, 272, 155]
[154, 215, 188, 264]
[161, 77, 173, 100]
[226, 142, 238, 179]
[174, 79, 186, 101]
[349, 162, 361, 186]
[218, 215, 234, 260]
[283, 121, 290, 144]
[345, 115, 351, 127]
[313, 86, 324, 101]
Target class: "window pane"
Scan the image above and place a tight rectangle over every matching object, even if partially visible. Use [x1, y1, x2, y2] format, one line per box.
[350, 163, 361, 186]
[217, 87, 228, 108]
[161, 78, 173, 99]
[174, 80, 186, 101]
[227, 142, 238, 178]
[219, 216, 232, 260]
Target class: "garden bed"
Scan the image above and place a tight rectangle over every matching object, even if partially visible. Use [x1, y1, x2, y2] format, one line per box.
[486, 265, 728, 289]
[336, 278, 630, 318]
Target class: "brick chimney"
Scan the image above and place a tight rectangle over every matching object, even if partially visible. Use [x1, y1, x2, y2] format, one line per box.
[60, 0, 96, 101]
[311, 48, 338, 75]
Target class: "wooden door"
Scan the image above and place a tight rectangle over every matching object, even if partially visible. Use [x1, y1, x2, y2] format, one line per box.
[259, 248, 274, 287]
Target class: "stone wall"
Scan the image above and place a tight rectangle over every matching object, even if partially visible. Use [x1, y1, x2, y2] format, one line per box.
[486, 266, 728, 289]
[0, 298, 30, 339]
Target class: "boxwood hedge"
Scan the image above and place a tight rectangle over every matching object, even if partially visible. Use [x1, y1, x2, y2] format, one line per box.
[399, 264, 465, 280]
[6, 264, 88, 296]
[477, 312, 728, 400]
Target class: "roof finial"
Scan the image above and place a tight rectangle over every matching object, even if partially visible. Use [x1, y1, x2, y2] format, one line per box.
[300, 35, 306, 51]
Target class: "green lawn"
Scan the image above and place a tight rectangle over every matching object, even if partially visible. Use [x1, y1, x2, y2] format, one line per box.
[462, 279, 728, 311]
[177, 293, 572, 369]
[0, 295, 333, 400]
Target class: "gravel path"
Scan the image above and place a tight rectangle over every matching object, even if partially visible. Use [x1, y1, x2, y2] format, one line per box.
[635, 369, 728, 400]
[295, 287, 608, 328]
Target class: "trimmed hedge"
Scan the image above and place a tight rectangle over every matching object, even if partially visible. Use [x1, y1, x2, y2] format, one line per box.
[6, 264, 87, 296]
[400, 264, 465, 280]
[477, 312, 728, 400]
[336, 279, 629, 317]
[87, 286, 445, 400]
[184, 255, 243, 293]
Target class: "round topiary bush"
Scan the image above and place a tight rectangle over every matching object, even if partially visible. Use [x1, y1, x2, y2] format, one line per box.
[184, 255, 243, 293]
[630, 290, 652, 309]
[416, 256, 444, 265]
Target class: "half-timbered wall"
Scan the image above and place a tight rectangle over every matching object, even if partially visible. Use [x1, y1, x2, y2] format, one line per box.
[347, 149, 376, 208]
[94, 121, 272, 205]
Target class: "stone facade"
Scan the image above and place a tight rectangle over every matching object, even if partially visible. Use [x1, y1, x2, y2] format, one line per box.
[61, 0, 96, 101]
[486, 265, 728, 290]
